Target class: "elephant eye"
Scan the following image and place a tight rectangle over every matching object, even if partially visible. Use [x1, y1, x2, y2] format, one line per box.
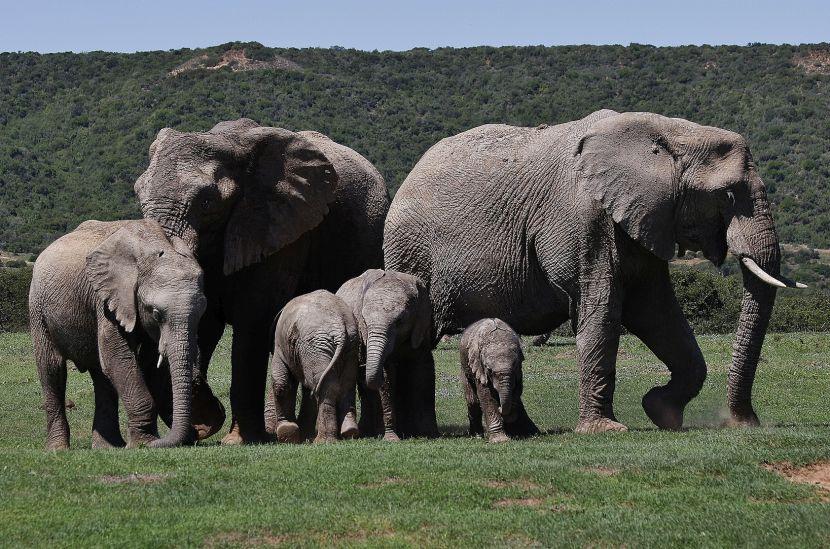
[151, 308, 164, 322]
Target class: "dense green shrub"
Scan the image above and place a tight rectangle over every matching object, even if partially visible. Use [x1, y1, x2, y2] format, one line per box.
[0, 267, 31, 333]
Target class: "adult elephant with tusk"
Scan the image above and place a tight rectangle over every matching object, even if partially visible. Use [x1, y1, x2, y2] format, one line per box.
[384, 110, 805, 432]
[135, 118, 390, 445]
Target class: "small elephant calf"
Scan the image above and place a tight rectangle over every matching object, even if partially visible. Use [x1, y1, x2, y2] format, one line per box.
[270, 290, 360, 443]
[29, 219, 209, 449]
[460, 319, 539, 443]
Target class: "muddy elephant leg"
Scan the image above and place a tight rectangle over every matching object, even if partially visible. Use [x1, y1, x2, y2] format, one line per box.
[314, 390, 340, 443]
[35, 338, 70, 450]
[98, 322, 159, 447]
[89, 366, 127, 449]
[297, 387, 318, 441]
[476, 382, 509, 443]
[573, 277, 627, 434]
[463, 374, 484, 437]
[623, 270, 707, 430]
[379, 365, 400, 441]
[271, 357, 301, 443]
[223, 326, 270, 445]
[192, 306, 226, 440]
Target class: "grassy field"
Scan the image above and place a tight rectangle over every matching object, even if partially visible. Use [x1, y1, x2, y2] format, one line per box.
[1, 331, 829, 547]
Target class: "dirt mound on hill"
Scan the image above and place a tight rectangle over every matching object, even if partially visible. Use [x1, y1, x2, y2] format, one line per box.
[170, 48, 301, 76]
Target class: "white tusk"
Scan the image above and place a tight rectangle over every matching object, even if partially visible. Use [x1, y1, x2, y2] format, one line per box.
[157, 355, 164, 369]
[740, 257, 795, 288]
[796, 282, 808, 289]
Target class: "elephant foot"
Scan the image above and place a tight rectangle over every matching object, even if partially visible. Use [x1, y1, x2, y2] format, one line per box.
[221, 420, 270, 445]
[383, 430, 400, 442]
[642, 387, 684, 430]
[313, 433, 338, 444]
[504, 410, 540, 438]
[191, 389, 226, 441]
[275, 421, 303, 444]
[126, 431, 159, 449]
[91, 430, 127, 449]
[574, 417, 628, 434]
[46, 438, 70, 451]
[488, 432, 510, 443]
[340, 413, 360, 439]
[724, 405, 760, 428]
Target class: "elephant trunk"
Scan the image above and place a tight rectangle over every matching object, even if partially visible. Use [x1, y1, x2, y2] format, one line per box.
[726, 173, 781, 426]
[150, 333, 195, 448]
[496, 377, 513, 419]
[365, 327, 392, 391]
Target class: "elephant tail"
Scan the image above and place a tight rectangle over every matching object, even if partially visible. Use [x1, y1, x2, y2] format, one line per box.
[314, 335, 345, 397]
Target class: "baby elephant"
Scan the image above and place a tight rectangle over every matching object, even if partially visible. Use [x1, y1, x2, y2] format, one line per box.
[460, 319, 539, 443]
[29, 219, 208, 449]
[270, 290, 360, 443]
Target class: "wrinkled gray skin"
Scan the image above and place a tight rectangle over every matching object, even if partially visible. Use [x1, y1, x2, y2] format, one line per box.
[269, 290, 360, 444]
[29, 220, 207, 449]
[336, 269, 436, 440]
[385, 110, 804, 433]
[460, 319, 539, 443]
[135, 118, 389, 444]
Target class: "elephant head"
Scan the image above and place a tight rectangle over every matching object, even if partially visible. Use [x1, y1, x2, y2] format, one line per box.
[354, 270, 432, 391]
[468, 319, 524, 421]
[85, 220, 207, 447]
[574, 111, 804, 425]
[134, 118, 338, 275]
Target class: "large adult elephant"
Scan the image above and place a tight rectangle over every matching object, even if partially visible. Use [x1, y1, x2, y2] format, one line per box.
[135, 118, 390, 444]
[384, 110, 804, 433]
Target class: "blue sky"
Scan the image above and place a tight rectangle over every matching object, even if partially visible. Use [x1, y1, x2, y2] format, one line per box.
[1, 0, 828, 53]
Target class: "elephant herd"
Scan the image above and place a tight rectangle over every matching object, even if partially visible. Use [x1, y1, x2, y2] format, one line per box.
[28, 110, 805, 449]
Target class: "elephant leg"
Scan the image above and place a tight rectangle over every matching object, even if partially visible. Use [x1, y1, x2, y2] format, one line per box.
[271, 357, 300, 443]
[89, 366, 127, 449]
[192, 306, 226, 440]
[400, 350, 439, 438]
[463, 374, 484, 437]
[504, 371, 539, 438]
[357, 375, 383, 437]
[476, 383, 509, 443]
[222, 327, 270, 445]
[98, 322, 158, 447]
[314, 392, 340, 444]
[298, 387, 318, 441]
[573, 279, 627, 434]
[623, 272, 707, 430]
[338, 384, 359, 440]
[379, 366, 400, 441]
[139, 347, 172, 429]
[35, 338, 70, 450]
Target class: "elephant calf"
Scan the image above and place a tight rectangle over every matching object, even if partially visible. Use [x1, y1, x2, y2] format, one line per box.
[336, 269, 437, 441]
[460, 319, 539, 442]
[29, 220, 208, 449]
[270, 290, 360, 443]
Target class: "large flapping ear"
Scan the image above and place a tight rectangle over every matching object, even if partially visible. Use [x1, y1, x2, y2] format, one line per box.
[85, 227, 142, 332]
[410, 277, 433, 350]
[221, 122, 338, 274]
[574, 112, 678, 261]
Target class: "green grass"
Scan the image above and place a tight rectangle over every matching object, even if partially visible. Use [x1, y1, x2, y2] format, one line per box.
[1, 331, 829, 547]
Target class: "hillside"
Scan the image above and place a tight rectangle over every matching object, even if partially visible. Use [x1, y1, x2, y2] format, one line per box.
[1, 42, 829, 253]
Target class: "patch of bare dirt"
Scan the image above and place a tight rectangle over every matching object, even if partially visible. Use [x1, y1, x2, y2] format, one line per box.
[703, 60, 719, 70]
[99, 473, 171, 485]
[581, 466, 620, 476]
[793, 49, 830, 75]
[494, 497, 545, 508]
[170, 48, 301, 77]
[763, 461, 830, 500]
[483, 479, 541, 490]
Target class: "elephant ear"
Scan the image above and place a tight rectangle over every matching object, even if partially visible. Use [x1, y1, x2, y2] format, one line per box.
[85, 227, 142, 333]
[574, 113, 678, 261]
[222, 125, 338, 274]
[410, 277, 433, 350]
